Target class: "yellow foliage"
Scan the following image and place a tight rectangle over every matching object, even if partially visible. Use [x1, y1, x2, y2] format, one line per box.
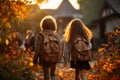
[27, 57, 33, 62]
[103, 64, 107, 70]
[5, 39, 9, 45]
[23, 61, 28, 65]
[98, 48, 106, 53]
[89, 26, 120, 80]
[110, 64, 116, 69]
[5, 22, 11, 29]
[29, 62, 34, 67]
[58, 70, 63, 77]
[115, 29, 120, 34]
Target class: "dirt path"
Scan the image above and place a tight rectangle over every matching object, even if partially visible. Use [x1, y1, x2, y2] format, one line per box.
[34, 60, 97, 80]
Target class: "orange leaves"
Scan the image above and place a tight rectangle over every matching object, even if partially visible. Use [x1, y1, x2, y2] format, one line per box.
[5, 38, 9, 45]
[29, 62, 34, 67]
[5, 54, 10, 59]
[98, 48, 106, 54]
[115, 59, 120, 63]
[34, 65, 42, 71]
[0, 0, 28, 19]
[22, 51, 35, 67]
[88, 26, 120, 80]
[115, 26, 120, 35]
[0, 53, 34, 79]
[56, 66, 75, 80]
[26, 56, 34, 67]
[102, 62, 116, 73]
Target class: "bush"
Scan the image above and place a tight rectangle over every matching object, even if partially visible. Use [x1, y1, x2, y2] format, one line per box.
[90, 26, 120, 80]
[0, 50, 35, 80]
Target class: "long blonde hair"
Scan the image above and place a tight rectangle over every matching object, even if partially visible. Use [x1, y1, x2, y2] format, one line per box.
[64, 18, 93, 42]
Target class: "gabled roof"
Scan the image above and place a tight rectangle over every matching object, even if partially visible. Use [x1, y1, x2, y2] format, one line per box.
[41, 0, 82, 19]
[106, 0, 120, 14]
[54, 0, 82, 18]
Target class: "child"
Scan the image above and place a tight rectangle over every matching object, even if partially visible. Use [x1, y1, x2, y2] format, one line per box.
[64, 18, 93, 80]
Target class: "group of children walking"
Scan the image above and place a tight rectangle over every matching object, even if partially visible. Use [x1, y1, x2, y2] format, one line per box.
[33, 15, 93, 80]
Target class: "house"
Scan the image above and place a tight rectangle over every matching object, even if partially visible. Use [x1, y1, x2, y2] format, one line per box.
[91, 0, 120, 44]
[40, 0, 82, 36]
[78, 0, 120, 50]
[23, 0, 82, 37]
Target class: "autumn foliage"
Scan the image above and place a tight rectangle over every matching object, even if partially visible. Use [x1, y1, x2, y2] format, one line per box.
[0, 47, 35, 80]
[0, 0, 31, 54]
[0, 0, 31, 19]
[88, 26, 120, 80]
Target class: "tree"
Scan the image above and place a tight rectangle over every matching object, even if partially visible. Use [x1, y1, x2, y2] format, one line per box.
[0, 0, 29, 53]
[0, 0, 46, 53]
[0, 0, 30, 30]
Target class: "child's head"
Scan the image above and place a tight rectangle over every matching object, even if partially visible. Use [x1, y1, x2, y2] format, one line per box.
[64, 18, 93, 42]
[40, 15, 57, 32]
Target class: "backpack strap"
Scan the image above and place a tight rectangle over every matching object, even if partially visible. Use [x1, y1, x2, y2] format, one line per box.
[38, 32, 45, 38]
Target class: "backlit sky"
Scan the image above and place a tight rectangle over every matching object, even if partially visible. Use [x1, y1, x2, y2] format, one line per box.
[28, 0, 80, 10]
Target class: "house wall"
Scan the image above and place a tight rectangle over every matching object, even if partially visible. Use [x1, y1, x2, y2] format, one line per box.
[91, 25, 101, 50]
[106, 18, 120, 32]
[90, 17, 120, 50]
[57, 17, 73, 37]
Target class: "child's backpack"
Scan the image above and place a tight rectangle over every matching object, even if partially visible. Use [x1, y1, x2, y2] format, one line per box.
[39, 32, 61, 64]
[71, 37, 92, 61]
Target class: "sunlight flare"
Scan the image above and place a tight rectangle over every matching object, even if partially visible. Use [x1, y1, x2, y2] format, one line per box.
[27, 0, 37, 4]
[69, 0, 80, 10]
[38, 0, 80, 10]
[38, 0, 62, 9]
